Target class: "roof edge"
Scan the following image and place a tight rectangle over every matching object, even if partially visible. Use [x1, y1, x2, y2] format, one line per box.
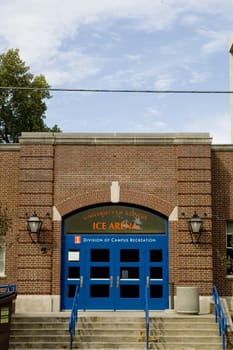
[19, 132, 212, 145]
[0, 144, 20, 151]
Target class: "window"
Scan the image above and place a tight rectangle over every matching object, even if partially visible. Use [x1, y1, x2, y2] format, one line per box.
[0, 238, 6, 277]
[226, 222, 233, 275]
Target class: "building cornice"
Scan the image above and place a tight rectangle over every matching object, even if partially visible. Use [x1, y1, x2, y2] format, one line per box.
[19, 132, 212, 145]
[211, 144, 233, 151]
[0, 144, 20, 151]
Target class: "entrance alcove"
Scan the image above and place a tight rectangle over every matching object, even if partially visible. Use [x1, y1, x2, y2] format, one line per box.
[60, 202, 169, 310]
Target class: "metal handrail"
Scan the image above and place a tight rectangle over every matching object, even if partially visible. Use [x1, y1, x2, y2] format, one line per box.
[145, 285, 149, 350]
[213, 285, 227, 350]
[0, 284, 16, 293]
[69, 285, 80, 350]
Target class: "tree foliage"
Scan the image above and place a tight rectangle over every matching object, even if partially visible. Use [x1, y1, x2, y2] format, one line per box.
[0, 49, 60, 143]
[0, 204, 12, 236]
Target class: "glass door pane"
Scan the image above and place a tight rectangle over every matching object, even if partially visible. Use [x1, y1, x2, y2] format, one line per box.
[85, 247, 113, 309]
[61, 234, 85, 310]
[145, 242, 169, 310]
[116, 248, 143, 309]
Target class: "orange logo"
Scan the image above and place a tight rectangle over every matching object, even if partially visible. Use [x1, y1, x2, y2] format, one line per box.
[74, 236, 81, 244]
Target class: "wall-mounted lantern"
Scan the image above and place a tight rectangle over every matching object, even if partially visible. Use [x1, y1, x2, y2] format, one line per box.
[189, 212, 203, 234]
[189, 211, 203, 244]
[181, 211, 205, 244]
[26, 212, 42, 243]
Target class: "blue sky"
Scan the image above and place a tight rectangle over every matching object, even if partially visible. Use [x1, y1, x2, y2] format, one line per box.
[1, 0, 233, 143]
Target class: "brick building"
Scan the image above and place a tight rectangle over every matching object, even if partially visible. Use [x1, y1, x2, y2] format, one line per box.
[0, 132, 232, 313]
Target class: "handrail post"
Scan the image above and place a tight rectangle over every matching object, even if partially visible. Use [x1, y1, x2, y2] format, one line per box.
[69, 285, 80, 350]
[0, 284, 16, 293]
[212, 285, 227, 350]
[145, 285, 149, 350]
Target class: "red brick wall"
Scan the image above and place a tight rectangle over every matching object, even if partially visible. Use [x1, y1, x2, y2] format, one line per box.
[0, 135, 217, 297]
[212, 147, 233, 295]
[53, 142, 213, 295]
[175, 144, 213, 294]
[54, 144, 178, 206]
[0, 146, 19, 286]
[17, 144, 54, 294]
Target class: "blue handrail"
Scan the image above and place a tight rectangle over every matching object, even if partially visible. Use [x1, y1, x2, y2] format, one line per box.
[0, 284, 16, 293]
[213, 285, 227, 350]
[145, 285, 149, 350]
[69, 285, 80, 350]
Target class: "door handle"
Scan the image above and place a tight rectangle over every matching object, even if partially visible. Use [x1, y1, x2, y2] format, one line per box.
[116, 276, 120, 288]
[146, 276, 150, 288]
[110, 276, 113, 288]
[80, 276, 84, 288]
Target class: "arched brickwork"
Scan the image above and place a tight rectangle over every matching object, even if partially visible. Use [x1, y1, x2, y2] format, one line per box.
[56, 189, 175, 218]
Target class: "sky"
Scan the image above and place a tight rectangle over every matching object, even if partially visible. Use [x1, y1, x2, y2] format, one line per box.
[1, 0, 233, 144]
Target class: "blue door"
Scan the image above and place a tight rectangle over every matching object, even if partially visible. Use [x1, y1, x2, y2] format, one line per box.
[145, 240, 169, 310]
[61, 234, 84, 310]
[61, 234, 168, 310]
[84, 243, 115, 309]
[114, 246, 144, 310]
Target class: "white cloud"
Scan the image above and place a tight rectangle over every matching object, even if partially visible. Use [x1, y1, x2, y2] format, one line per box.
[198, 28, 231, 54]
[205, 113, 231, 144]
[125, 54, 142, 62]
[187, 70, 210, 85]
[1, 0, 232, 71]
[130, 118, 168, 133]
[135, 105, 168, 132]
[154, 75, 174, 90]
[0, 0, 232, 143]
[101, 67, 163, 89]
[181, 14, 200, 26]
[0, 1, 175, 83]
[0, 1, 226, 58]
[42, 50, 102, 86]
[181, 111, 231, 144]
[144, 106, 160, 118]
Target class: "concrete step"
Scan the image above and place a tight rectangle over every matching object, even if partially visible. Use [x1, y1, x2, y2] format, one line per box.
[151, 328, 219, 336]
[148, 344, 222, 350]
[11, 329, 70, 335]
[150, 335, 221, 343]
[11, 323, 68, 330]
[10, 343, 70, 349]
[76, 336, 221, 344]
[8, 348, 222, 350]
[77, 328, 218, 335]
[9, 312, 223, 350]
[150, 321, 219, 330]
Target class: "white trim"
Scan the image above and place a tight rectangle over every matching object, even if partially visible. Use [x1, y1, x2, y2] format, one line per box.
[169, 206, 178, 221]
[53, 206, 61, 221]
[111, 181, 120, 203]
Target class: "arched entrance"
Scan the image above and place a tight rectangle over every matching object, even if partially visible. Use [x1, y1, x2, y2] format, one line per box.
[61, 203, 168, 310]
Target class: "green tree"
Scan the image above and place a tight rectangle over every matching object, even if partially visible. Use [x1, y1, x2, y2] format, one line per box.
[0, 203, 12, 237]
[0, 49, 60, 143]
